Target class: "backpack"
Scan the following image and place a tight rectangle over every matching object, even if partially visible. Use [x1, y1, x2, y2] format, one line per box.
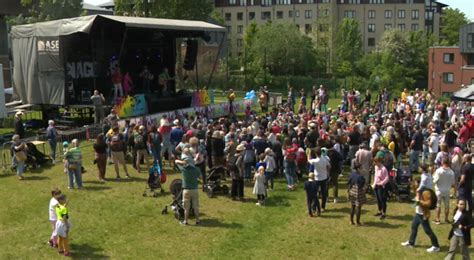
[423, 188, 438, 210]
[134, 133, 146, 149]
[243, 148, 255, 163]
[110, 134, 123, 152]
[227, 155, 241, 177]
[150, 132, 162, 149]
[286, 147, 297, 162]
[296, 149, 307, 165]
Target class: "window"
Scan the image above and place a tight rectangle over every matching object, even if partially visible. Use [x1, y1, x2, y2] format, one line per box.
[225, 13, 231, 21]
[249, 0, 254, 5]
[320, 9, 329, 17]
[398, 23, 405, 31]
[368, 38, 375, 47]
[307, 0, 314, 3]
[305, 10, 312, 19]
[249, 12, 255, 20]
[305, 24, 312, 34]
[261, 0, 271, 6]
[277, 0, 291, 4]
[443, 73, 454, 83]
[384, 24, 392, 30]
[240, 0, 246, 6]
[368, 10, 375, 19]
[398, 10, 405, 19]
[289, 10, 293, 18]
[471, 78, 474, 85]
[369, 0, 384, 3]
[368, 24, 375, 32]
[443, 53, 454, 64]
[468, 33, 474, 48]
[425, 11, 433, 21]
[237, 25, 244, 34]
[261, 11, 271, 20]
[237, 12, 243, 21]
[295, 10, 300, 17]
[226, 26, 231, 33]
[277, 11, 283, 19]
[342, 0, 360, 3]
[411, 10, 419, 20]
[237, 38, 243, 47]
[344, 10, 356, 18]
[384, 10, 392, 19]
[411, 23, 419, 31]
[229, 0, 236, 4]
[321, 0, 330, 3]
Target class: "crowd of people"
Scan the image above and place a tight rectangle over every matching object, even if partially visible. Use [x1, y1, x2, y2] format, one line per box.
[9, 84, 472, 257]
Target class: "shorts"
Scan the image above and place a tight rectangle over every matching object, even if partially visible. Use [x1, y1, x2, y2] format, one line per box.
[183, 189, 199, 211]
[436, 191, 450, 208]
[53, 220, 71, 238]
[111, 151, 125, 164]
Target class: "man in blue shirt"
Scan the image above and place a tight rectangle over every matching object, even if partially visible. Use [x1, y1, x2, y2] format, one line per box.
[170, 120, 184, 147]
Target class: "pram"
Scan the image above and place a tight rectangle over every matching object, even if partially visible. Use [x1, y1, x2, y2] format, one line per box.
[143, 163, 166, 197]
[162, 178, 194, 221]
[387, 166, 412, 202]
[204, 166, 229, 198]
[7, 142, 51, 172]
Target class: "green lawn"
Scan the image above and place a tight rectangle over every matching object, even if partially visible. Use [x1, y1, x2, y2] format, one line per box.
[0, 140, 457, 259]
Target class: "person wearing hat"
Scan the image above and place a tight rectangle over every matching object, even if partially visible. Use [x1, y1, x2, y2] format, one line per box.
[159, 115, 173, 168]
[11, 134, 27, 180]
[134, 125, 149, 173]
[14, 111, 25, 139]
[229, 144, 245, 201]
[264, 148, 276, 190]
[304, 172, 318, 217]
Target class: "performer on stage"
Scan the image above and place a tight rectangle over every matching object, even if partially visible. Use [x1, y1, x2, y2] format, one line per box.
[159, 68, 173, 97]
[140, 66, 154, 94]
[111, 67, 123, 101]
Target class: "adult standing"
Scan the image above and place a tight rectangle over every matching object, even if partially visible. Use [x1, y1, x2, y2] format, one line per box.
[211, 131, 225, 167]
[230, 144, 245, 201]
[148, 125, 163, 168]
[11, 134, 27, 180]
[348, 162, 367, 225]
[134, 125, 149, 173]
[308, 148, 331, 215]
[46, 120, 58, 163]
[90, 90, 105, 124]
[410, 125, 424, 173]
[373, 156, 389, 220]
[111, 67, 123, 101]
[93, 134, 107, 181]
[175, 160, 201, 226]
[433, 157, 455, 224]
[14, 111, 25, 139]
[283, 138, 298, 191]
[159, 115, 173, 168]
[328, 147, 343, 203]
[109, 126, 130, 179]
[64, 139, 83, 189]
[458, 154, 473, 217]
[228, 88, 236, 116]
[355, 143, 373, 184]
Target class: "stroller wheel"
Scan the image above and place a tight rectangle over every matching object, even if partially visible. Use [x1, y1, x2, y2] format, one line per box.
[207, 188, 213, 198]
[222, 185, 229, 195]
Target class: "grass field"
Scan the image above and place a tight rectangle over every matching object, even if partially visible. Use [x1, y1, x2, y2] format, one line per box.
[0, 140, 459, 259]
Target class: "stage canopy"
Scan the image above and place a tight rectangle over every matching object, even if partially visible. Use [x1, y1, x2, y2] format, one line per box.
[452, 84, 474, 102]
[10, 15, 225, 105]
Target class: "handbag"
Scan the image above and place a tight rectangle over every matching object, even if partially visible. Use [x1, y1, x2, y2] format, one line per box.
[15, 150, 27, 162]
[68, 163, 78, 171]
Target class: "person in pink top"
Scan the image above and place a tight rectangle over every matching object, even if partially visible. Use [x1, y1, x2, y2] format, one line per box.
[458, 121, 470, 151]
[373, 156, 389, 220]
[122, 72, 133, 96]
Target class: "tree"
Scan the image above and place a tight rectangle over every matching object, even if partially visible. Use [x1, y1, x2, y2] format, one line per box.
[8, 0, 83, 25]
[334, 18, 363, 79]
[441, 8, 470, 46]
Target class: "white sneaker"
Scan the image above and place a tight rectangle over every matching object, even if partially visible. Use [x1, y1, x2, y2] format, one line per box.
[256, 202, 261, 206]
[426, 246, 440, 253]
[401, 241, 413, 248]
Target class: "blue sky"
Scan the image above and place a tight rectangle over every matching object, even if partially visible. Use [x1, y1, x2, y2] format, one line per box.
[85, 0, 473, 20]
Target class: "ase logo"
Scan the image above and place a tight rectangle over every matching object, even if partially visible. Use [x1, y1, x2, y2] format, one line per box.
[37, 40, 60, 52]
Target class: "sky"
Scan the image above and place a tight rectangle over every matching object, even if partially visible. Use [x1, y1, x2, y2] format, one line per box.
[84, 0, 474, 20]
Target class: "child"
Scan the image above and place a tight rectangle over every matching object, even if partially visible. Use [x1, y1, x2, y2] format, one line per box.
[263, 148, 276, 191]
[48, 188, 61, 248]
[446, 199, 471, 260]
[180, 147, 195, 168]
[255, 154, 267, 174]
[253, 166, 266, 206]
[417, 164, 433, 196]
[304, 173, 317, 217]
[54, 194, 71, 256]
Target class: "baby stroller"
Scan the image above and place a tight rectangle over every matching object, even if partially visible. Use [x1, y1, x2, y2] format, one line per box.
[142, 162, 166, 197]
[162, 178, 194, 221]
[387, 166, 412, 202]
[204, 166, 229, 198]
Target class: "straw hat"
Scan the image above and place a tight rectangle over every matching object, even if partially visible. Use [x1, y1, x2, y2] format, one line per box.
[308, 172, 315, 180]
[15, 111, 24, 117]
[236, 144, 245, 152]
[265, 148, 274, 155]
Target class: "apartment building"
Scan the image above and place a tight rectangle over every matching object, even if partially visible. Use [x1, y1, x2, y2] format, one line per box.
[215, 0, 446, 56]
[428, 23, 474, 97]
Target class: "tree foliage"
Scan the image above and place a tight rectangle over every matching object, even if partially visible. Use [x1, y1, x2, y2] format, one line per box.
[8, 0, 83, 25]
[114, 0, 214, 20]
[441, 8, 470, 46]
[334, 18, 363, 78]
[245, 23, 323, 78]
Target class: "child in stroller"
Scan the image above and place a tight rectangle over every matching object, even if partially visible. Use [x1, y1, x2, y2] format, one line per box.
[387, 165, 412, 202]
[143, 162, 165, 197]
[204, 166, 229, 198]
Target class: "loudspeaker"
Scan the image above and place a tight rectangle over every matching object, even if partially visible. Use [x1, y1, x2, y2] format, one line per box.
[183, 40, 198, 71]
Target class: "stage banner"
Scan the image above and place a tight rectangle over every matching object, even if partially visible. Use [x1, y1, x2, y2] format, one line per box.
[114, 94, 148, 118]
[192, 89, 211, 107]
